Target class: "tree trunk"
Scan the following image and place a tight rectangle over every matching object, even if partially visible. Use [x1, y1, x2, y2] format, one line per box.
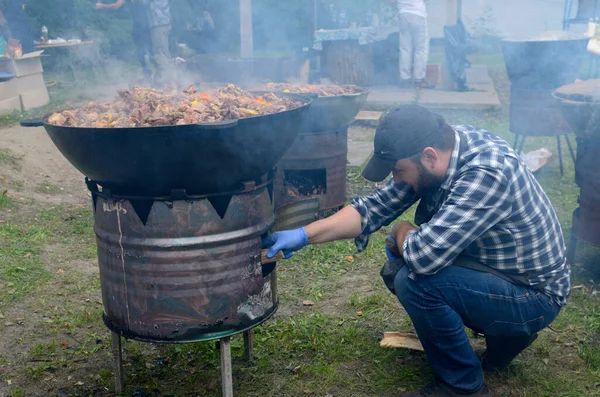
[240, 0, 254, 58]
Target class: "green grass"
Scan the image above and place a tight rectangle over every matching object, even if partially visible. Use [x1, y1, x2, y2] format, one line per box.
[0, 203, 96, 308]
[0, 190, 17, 209]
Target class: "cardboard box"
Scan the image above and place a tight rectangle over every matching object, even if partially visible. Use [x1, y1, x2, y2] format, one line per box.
[0, 78, 19, 101]
[0, 96, 22, 115]
[0, 50, 45, 77]
[15, 73, 46, 93]
[20, 88, 50, 111]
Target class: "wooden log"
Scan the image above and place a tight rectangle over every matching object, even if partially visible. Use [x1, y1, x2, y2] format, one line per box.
[380, 332, 424, 351]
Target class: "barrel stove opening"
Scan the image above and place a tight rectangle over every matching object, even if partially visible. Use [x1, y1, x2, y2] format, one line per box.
[284, 168, 327, 197]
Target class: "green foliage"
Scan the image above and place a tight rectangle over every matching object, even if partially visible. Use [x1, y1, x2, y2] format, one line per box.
[25, 0, 134, 59]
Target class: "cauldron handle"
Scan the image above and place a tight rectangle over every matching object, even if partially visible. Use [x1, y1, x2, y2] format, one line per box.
[20, 119, 44, 127]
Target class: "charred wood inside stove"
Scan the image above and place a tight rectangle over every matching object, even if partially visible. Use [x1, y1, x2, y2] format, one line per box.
[284, 169, 327, 197]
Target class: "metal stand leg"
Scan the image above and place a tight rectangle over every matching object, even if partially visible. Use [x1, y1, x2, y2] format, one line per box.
[564, 134, 576, 163]
[567, 232, 578, 265]
[513, 134, 520, 150]
[111, 332, 124, 394]
[243, 330, 254, 360]
[517, 135, 526, 154]
[557, 136, 565, 176]
[220, 337, 234, 397]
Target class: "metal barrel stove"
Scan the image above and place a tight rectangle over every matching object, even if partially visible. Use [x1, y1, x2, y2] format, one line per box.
[90, 178, 277, 343]
[274, 87, 370, 218]
[554, 81, 600, 263]
[20, 92, 313, 396]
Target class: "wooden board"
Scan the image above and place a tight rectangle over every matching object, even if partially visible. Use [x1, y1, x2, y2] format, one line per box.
[354, 110, 383, 126]
[35, 41, 94, 49]
[380, 332, 424, 351]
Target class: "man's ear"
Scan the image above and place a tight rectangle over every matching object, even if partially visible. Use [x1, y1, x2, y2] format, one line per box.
[421, 147, 438, 168]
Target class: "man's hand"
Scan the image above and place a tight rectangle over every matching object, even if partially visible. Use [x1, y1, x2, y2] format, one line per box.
[262, 228, 309, 259]
[95, 3, 105, 9]
[389, 221, 418, 256]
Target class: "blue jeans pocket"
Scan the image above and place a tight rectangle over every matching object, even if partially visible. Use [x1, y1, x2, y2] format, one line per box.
[483, 316, 544, 338]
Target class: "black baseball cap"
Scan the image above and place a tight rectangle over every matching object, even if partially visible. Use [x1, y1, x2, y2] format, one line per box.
[362, 105, 448, 182]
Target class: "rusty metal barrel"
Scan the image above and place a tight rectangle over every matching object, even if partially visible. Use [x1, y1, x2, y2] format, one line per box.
[89, 178, 278, 343]
[274, 127, 348, 211]
[573, 138, 600, 247]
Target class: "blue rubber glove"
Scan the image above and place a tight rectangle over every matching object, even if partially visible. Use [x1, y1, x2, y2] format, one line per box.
[385, 227, 401, 261]
[262, 228, 309, 259]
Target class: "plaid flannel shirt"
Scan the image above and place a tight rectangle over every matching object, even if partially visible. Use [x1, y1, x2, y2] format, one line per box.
[351, 126, 571, 305]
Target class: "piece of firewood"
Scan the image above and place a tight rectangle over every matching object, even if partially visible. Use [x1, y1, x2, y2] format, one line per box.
[380, 332, 424, 351]
[261, 249, 285, 264]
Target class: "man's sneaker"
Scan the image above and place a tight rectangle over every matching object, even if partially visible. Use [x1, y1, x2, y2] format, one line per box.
[400, 379, 492, 396]
[480, 333, 539, 372]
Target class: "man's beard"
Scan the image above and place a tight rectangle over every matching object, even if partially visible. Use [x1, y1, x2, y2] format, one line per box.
[414, 163, 444, 196]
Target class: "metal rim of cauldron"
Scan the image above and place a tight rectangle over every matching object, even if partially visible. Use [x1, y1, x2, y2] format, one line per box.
[551, 91, 600, 139]
[85, 168, 276, 202]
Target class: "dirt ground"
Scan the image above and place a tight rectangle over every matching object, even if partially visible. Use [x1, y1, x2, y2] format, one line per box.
[0, 124, 89, 206]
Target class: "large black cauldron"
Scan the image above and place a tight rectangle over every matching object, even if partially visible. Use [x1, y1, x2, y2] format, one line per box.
[501, 33, 589, 90]
[21, 93, 312, 196]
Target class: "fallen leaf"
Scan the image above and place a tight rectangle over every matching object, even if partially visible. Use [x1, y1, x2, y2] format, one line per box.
[7, 379, 11, 385]
[543, 358, 549, 365]
[4, 322, 14, 326]
[60, 341, 69, 348]
[76, 381, 84, 386]
[23, 253, 31, 258]
[68, 375, 72, 380]
[56, 269, 64, 275]
[572, 285, 584, 289]
[356, 311, 363, 316]
[302, 300, 315, 306]
[345, 255, 354, 262]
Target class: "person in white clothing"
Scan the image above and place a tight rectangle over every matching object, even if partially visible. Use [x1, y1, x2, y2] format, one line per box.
[396, 0, 431, 88]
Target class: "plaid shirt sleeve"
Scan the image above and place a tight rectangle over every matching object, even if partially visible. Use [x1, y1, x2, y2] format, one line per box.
[350, 180, 419, 252]
[402, 165, 513, 275]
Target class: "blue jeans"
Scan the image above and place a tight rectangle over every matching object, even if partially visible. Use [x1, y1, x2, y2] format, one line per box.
[394, 264, 561, 392]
